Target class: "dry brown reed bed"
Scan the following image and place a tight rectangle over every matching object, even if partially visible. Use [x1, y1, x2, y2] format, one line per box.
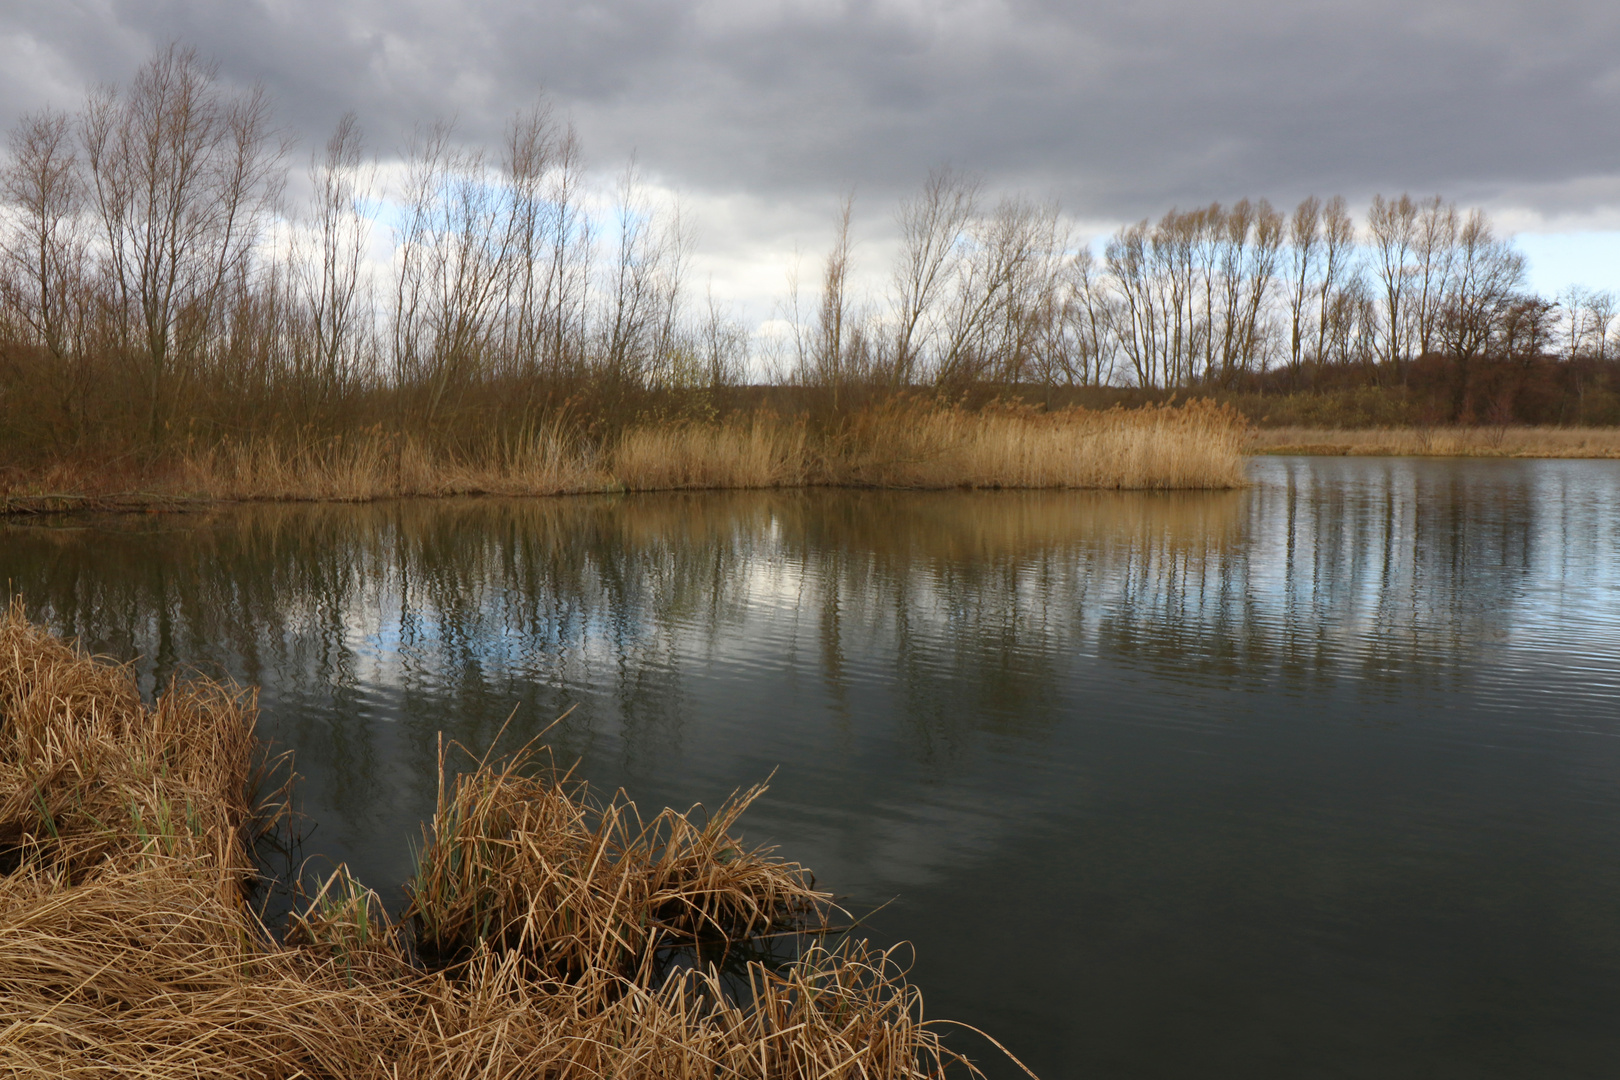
[1250, 425, 1620, 458]
[829, 399, 1246, 489]
[405, 743, 827, 979]
[1, 400, 1246, 511]
[0, 601, 1022, 1079]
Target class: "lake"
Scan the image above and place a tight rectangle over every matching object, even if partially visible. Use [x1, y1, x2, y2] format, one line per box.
[4, 455, 1619, 1079]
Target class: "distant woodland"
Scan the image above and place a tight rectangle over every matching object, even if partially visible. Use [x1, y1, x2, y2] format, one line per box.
[2, 45, 1617, 475]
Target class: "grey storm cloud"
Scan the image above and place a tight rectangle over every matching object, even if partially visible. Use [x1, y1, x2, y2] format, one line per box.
[4, 0, 1620, 219]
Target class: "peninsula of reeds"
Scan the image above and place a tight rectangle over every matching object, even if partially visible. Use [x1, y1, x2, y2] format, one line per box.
[0, 600, 1023, 1078]
[16, 45, 1620, 511]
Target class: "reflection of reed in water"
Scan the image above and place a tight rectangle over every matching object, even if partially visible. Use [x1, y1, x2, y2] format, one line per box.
[0, 474, 1551, 775]
[763, 488, 1243, 565]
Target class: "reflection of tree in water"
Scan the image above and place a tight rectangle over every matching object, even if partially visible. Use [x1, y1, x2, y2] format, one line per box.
[0, 467, 1604, 801]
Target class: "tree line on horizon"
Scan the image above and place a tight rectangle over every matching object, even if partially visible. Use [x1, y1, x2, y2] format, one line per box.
[1, 44, 1617, 463]
[792, 178, 1618, 424]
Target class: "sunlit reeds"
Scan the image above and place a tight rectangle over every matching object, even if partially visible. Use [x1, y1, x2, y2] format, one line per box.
[85, 400, 1246, 502]
[614, 420, 809, 491]
[0, 602, 1015, 1078]
[831, 398, 1247, 489]
[182, 421, 608, 501]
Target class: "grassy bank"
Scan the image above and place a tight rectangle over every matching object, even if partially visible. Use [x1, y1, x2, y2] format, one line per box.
[0, 601, 1019, 1078]
[0, 399, 1248, 511]
[1249, 426, 1620, 458]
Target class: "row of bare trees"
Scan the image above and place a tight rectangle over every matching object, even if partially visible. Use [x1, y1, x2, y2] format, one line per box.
[0, 46, 282, 445]
[0, 46, 749, 452]
[783, 173, 1109, 396]
[783, 176, 1616, 399]
[3, 44, 1618, 456]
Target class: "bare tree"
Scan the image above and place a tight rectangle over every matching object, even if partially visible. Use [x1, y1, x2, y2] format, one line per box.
[1106, 220, 1160, 387]
[889, 167, 977, 386]
[1066, 250, 1119, 386]
[982, 198, 1065, 385]
[1366, 193, 1417, 374]
[541, 125, 591, 376]
[0, 108, 94, 438]
[1212, 202, 1250, 382]
[501, 102, 559, 380]
[696, 283, 749, 391]
[648, 198, 694, 388]
[1155, 206, 1203, 386]
[1, 110, 85, 361]
[1499, 294, 1557, 365]
[813, 192, 856, 406]
[602, 158, 662, 384]
[1315, 196, 1357, 367]
[1229, 199, 1283, 382]
[1411, 195, 1459, 357]
[1558, 284, 1592, 363]
[392, 121, 521, 425]
[1440, 209, 1525, 418]
[81, 44, 283, 444]
[1031, 247, 1118, 388]
[1284, 195, 1321, 384]
[1320, 274, 1375, 369]
[296, 112, 374, 406]
[1584, 290, 1616, 362]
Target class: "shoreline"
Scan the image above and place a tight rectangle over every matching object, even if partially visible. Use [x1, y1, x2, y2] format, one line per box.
[5, 419, 1615, 518]
[0, 401, 1249, 514]
[0, 602, 1014, 1077]
[1249, 425, 1620, 459]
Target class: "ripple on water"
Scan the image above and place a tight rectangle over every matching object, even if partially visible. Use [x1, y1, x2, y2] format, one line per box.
[3, 464, 1620, 1078]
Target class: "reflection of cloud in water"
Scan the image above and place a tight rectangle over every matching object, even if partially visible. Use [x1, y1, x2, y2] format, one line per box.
[0, 468, 1617, 885]
[3, 469, 1617, 742]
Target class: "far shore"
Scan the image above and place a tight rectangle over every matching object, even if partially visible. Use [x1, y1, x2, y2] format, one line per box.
[5, 418, 1618, 517]
[1249, 426, 1620, 459]
[0, 401, 1248, 514]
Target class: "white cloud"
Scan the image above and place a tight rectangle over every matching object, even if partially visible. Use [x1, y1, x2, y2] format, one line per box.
[5, 0, 1618, 304]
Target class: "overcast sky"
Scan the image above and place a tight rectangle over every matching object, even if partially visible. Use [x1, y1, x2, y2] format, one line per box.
[4, 0, 1619, 316]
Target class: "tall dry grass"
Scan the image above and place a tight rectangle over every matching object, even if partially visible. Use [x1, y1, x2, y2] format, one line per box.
[831, 399, 1247, 489]
[0, 400, 1247, 510]
[141, 400, 1246, 503]
[614, 421, 810, 491]
[0, 600, 267, 888]
[0, 602, 1020, 1079]
[405, 739, 828, 977]
[183, 423, 609, 501]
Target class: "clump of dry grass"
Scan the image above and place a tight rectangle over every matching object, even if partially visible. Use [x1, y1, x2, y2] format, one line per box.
[374, 938, 991, 1079]
[0, 603, 1019, 1079]
[699, 940, 989, 1079]
[405, 738, 830, 978]
[0, 599, 263, 887]
[0, 860, 429, 1078]
[285, 863, 408, 979]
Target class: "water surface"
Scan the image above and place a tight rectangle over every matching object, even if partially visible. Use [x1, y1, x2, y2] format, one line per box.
[4, 457, 1620, 1079]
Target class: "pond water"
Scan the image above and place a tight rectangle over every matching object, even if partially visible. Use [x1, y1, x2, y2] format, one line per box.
[4, 456, 1620, 1079]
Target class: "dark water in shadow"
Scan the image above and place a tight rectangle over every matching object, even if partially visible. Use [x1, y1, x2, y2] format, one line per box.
[4, 456, 1620, 1079]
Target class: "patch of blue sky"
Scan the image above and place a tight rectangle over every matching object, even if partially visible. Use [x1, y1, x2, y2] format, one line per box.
[1514, 232, 1620, 297]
